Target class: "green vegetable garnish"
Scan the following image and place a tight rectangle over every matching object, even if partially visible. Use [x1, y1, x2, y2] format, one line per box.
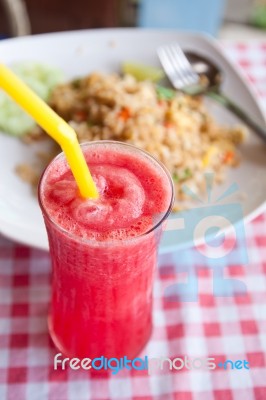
[183, 168, 192, 179]
[172, 173, 179, 182]
[156, 85, 176, 100]
[172, 168, 192, 183]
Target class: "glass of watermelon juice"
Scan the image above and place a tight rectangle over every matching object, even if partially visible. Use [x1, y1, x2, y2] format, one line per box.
[38, 141, 174, 359]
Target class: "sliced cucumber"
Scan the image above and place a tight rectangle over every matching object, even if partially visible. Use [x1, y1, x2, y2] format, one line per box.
[0, 62, 64, 137]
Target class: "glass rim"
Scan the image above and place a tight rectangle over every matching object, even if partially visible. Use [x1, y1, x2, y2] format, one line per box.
[38, 140, 175, 246]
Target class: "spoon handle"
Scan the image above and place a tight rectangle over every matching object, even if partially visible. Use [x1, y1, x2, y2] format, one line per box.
[206, 91, 266, 142]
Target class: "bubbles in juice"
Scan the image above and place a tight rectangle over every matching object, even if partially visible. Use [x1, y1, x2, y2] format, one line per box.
[41, 143, 172, 242]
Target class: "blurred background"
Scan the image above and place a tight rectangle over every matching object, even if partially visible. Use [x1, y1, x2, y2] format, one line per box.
[0, 0, 266, 39]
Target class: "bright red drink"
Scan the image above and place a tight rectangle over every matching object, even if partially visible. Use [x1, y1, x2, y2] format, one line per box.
[39, 141, 173, 359]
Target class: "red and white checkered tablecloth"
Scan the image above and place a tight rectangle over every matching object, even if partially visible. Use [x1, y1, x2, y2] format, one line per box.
[1, 41, 266, 400]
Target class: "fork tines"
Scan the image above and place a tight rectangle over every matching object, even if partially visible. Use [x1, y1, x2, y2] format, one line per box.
[157, 43, 199, 90]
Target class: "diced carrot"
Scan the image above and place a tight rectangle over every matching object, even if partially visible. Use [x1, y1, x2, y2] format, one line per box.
[118, 107, 131, 120]
[73, 110, 88, 122]
[223, 150, 235, 164]
[164, 121, 173, 128]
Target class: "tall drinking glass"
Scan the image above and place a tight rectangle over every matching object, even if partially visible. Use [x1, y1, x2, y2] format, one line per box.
[38, 141, 174, 359]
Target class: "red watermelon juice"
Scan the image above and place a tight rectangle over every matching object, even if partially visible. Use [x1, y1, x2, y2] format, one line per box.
[38, 141, 174, 359]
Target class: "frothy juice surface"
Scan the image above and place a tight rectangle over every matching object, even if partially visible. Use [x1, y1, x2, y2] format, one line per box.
[39, 141, 173, 359]
[42, 143, 172, 241]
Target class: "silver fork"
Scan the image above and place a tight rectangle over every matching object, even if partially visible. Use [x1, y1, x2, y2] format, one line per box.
[157, 43, 199, 90]
[157, 43, 266, 142]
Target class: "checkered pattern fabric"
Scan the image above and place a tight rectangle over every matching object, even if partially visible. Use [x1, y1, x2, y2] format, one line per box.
[1, 42, 266, 400]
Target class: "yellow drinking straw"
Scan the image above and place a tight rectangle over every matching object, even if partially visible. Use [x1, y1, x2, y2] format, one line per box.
[0, 64, 99, 199]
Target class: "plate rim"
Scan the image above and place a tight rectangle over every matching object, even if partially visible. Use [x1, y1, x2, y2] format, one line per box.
[0, 28, 265, 252]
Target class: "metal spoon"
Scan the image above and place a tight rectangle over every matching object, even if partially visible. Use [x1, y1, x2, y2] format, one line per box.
[184, 51, 266, 142]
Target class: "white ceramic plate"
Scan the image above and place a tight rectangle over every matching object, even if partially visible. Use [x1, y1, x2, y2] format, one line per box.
[0, 29, 265, 254]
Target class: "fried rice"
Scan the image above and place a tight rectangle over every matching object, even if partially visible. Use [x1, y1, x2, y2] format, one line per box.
[18, 72, 247, 210]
